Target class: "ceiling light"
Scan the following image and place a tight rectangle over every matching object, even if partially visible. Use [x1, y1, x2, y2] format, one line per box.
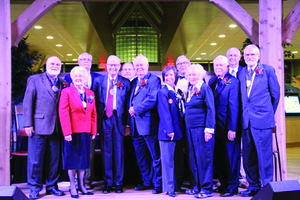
[67, 54, 73, 56]
[46, 36, 54, 39]
[292, 51, 298, 54]
[196, 58, 201, 60]
[72, 59, 78, 61]
[201, 53, 207, 55]
[219, 34, 226, 38]
[229, 24, 237, 28]
[210, 43, 217, 46]
[56, 44, 63, 47]
[34, 25, 43, 29]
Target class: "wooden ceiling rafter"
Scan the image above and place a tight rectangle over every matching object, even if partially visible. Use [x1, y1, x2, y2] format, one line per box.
[141, 2, 162, 25]
[111, 2, 132, 26]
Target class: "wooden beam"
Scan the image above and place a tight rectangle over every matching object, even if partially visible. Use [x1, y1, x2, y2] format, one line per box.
[259, 0, 287, 180]
[209, 0, 259, 45]
[0, 0, 11, 185]
[283, 0, 300, 44]
[11, 0, 62, 46]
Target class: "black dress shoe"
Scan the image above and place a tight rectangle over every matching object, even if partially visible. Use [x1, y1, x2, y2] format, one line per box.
[185, 189, 197, 195]
[78, 188, 94, 195]
[69, 189, 79, 199]
[240, 189, 259, 197]
[220, 189, 238, 197]
[213, 186, 226, 194]
[166, 191, 176, 197]
[152, 187, 162, 194]
[116, 186, 123, 193]
[46, 188, 65, 196]
[102, 186, 111, 194]
[29, 191, 39, 200]
[134, 184, 150, 191]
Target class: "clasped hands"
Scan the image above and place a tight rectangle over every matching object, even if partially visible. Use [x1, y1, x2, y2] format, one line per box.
[64, 134, 96, 141]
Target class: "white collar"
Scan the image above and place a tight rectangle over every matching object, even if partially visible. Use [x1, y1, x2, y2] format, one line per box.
[193, 80, 204, 91]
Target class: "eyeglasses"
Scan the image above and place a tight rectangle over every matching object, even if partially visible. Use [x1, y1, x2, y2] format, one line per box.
[244, 53, 258, 57]
[107, 64, 121, 67]
[176, 61, 190, 66]
[79, 58, 92, 62]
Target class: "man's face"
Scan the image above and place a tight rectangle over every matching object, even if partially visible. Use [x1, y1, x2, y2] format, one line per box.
[106, 56, 121, 78]
[226, 49, 241, 67]
[187, 68, 201, 86]
[78, 54, 92, 71]
[244, 47, 260, 68]
[214, 60, 228, 78]
[122, 63, 135, 80]
[176, 56, 190, 76]
[165, 69, 176, 87]
[134, 57, 149, 79]
[46, 57, 61, 77]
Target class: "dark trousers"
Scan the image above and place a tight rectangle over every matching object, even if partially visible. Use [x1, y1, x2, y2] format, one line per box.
[27, 132, 60, 192]
[242, 124, 273, 190]
[132, 133, 162, 188]
[214, 136, 240, 191]
[101, 114, 124, 187]
[186, 126, 214, 193]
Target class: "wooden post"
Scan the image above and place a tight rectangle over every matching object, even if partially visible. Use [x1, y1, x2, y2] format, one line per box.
[283, 0, 300, 44]
[259, 0, 286, 180]
[11, 0, 62, 46]
[0, 0, 11, 185]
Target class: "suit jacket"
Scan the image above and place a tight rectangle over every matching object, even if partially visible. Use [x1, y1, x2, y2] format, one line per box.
[64, 72, 101, 90]
[238, 63, 280, 129]
[157, 85, 183, 141]
[23, 73, 61, 135]
[93, 74, 131, 134]
[185, 83, 215, 129]
[59, 85, 97, 136]
[209, 73, 239, 139]
[129, 72, 161, 136]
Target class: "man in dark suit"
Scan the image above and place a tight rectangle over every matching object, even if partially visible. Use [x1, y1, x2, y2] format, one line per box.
[23, 56, 65, 199]
[209, 55, 240, 197]
[64, 52, 101, 187]
[238, 45, 280, 197]
[93, 55, 130, 193]
[226, 47, 249, 189]
[128, 55, 162, 194]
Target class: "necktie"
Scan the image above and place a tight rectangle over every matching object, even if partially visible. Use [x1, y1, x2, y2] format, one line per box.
[106, 78, 114, 118]
[231, 69, 235, 77]
[216, 78, 222, 93]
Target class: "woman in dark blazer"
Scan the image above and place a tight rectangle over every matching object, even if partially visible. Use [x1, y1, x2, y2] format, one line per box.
[185, 64, 215, 199]
[157, 66, 184, 197]
[59, 66, 97, 198]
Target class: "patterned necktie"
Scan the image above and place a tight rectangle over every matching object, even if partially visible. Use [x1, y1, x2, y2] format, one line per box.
[106, 78, 114, 118]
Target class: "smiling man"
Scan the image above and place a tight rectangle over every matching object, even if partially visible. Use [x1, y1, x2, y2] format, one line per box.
[23, 56, 65, 199]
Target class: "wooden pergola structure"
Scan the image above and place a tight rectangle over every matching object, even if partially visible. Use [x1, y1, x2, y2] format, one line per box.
[1, 0, 300, 185]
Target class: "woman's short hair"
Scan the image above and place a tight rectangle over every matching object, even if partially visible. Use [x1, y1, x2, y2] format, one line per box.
[186, 64, 206, 78]
[162, 66, 178, 83]
[70, 66, 88, 81]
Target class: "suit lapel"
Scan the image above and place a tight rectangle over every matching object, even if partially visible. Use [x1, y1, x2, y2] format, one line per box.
[70, 85, 86, 112]
[239, 67, 248, 99]
[249, 64, 263, 98]
[129, 78, 138, 105]
[41, 73, 55, 101]
[134, 73, 151, 97]
[102, 74, 108, 104]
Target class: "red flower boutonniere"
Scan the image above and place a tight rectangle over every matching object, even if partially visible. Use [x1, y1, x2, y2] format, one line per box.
[62, 80, 69, 88]
[194, 90, 200, 96]
[116, 81, 124, 89]
[141, 79, 147, 87]
[223, 77, 231, 85]
[255, 68, 263, 75]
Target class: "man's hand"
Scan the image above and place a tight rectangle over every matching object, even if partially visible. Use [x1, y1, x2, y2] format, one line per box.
[65, 135, 72, 141]
[124, 126, 131, 136]
[91, 135, 96, 140]
[129, 107, 135, 117]
[204, 132, 212, 142]
[25, 127, 34, 137]
[167, 132, 175, 141]
[228, 130, 236, 141]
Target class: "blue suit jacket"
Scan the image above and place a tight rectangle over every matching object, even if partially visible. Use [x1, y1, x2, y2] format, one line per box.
[129, 72, 161, 136]
[93, 74, 131, 134]
[185, 83, 215, 129]
[238, 63, 280, 129]
[64, 72, 101, 91]
[209, 73, 239, 139]
[157, 85, 183, 141]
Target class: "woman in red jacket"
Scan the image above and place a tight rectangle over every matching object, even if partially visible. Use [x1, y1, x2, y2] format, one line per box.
[59, 66, 97, 198]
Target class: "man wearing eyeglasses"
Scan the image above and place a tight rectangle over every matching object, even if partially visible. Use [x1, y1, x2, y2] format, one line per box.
[238, 45, 280, 197]
[175, 55, 190, 98]
[93, 55, 131, 194]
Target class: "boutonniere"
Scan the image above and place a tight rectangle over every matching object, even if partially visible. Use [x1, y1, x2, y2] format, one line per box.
[223, 77, 231, 85]
[255, 68, 263, 75]
[168, 99, 173, 104]
[87, 95, 94, 103]
[140, 79, 147, 87]
[62, 80, 69, 88]
[193, 90, 200, 96]
[115, 81, 124, 89]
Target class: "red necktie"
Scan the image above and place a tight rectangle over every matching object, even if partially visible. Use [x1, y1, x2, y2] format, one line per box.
[106, 79, 114, 118]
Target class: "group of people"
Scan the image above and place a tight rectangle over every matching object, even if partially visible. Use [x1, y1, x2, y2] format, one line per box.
[23, 44, 280, 199]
